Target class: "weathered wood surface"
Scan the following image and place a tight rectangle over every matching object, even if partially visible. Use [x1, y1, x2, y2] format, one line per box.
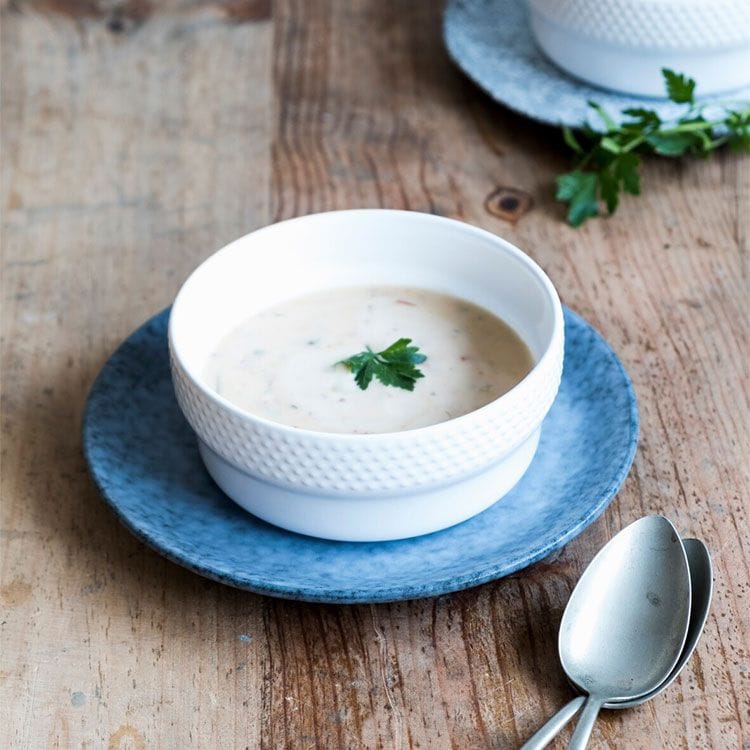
[1, 1, 748, 747]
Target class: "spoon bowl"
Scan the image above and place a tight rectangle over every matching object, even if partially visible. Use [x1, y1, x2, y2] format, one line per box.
[560, 516, 691, 748]
[560, 516, 691, 699]
[607, 538, 712, 708]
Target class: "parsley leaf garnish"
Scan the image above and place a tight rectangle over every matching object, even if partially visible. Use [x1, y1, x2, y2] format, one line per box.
[338, 338, 427, 391]
[556, 69, 750, 226]
[663, 69, 695, 104]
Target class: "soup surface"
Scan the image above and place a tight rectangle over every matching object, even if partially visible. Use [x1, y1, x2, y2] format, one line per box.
[205, 286, 534, 434]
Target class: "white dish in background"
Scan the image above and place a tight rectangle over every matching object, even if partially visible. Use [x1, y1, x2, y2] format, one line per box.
[527, 0, 750, 97]
[443, 0, 750, 131]
[169, 210, 564, 542]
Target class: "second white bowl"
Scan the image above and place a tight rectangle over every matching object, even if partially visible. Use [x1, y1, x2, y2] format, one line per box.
[528, 0, 750, 97]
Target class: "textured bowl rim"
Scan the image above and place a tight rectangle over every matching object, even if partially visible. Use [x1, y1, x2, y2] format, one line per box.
[169, 209, 564, 442]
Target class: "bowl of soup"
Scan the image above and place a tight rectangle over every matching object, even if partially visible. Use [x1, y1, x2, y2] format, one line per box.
[169, 210, 564, 541]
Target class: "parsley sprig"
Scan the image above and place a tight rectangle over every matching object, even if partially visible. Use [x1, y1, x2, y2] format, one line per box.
[557, 69, 750, 227]
[338, 338, 427, 391]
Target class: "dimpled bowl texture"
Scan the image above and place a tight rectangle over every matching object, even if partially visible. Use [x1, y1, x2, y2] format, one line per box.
[169, 210, 564, 541]
[527, 0, 750, 96]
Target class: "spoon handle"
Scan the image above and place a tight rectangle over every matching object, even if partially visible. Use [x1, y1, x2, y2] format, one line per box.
[567, 696, 602, 750]
[519, 697, 586, 750]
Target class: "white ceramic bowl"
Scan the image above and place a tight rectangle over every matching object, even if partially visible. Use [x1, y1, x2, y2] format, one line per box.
[169, 210, 564, 541]
[527, 0, 750, 97]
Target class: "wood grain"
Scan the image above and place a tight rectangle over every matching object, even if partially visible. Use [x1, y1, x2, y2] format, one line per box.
[2, 1, 748, 747]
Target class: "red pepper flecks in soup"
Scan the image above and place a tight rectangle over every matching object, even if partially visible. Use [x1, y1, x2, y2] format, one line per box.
[204, 286, 534, 434]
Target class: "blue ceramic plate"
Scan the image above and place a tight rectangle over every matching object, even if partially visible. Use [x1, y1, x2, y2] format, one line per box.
[443, 0, 750, 130]
[83, 307, 638, 603]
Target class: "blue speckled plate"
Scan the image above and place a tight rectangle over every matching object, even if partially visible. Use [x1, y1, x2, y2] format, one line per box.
[82, 307, 638, 603]
[443, 0, 750, 130]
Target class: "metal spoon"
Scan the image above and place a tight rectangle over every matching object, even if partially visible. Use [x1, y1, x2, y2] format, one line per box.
[521, 537, 712, 749]
[520, 516, 691, 750]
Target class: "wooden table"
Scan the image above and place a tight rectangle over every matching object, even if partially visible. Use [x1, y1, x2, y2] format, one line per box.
[2, 1, 748, 747]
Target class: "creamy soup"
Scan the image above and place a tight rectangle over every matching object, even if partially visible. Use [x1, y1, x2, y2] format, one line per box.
[205, 286, 534, 434]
